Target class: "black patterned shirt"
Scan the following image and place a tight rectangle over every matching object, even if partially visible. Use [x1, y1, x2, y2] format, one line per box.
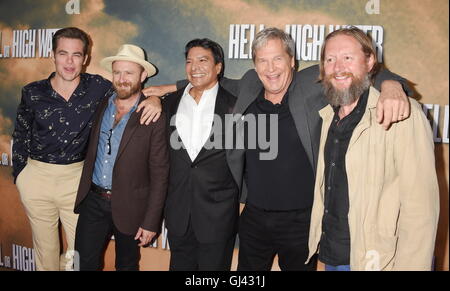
[12, 72, 113, 180]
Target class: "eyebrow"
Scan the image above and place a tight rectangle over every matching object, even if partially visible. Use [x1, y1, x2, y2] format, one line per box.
[56, 49, 84, 55]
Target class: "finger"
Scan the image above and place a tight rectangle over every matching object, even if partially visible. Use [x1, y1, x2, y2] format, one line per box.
[151, 111, 161, 123]
[136, 103, 144, 113]
[398, 100, 406, 121]
[402, 99, 411, 119]
[134, 229, 142, 240]
[382, 106, 393, 130]
[391, 100, 400, 123]
[140, 110, 153, 125]
[376, 102, 384, 124]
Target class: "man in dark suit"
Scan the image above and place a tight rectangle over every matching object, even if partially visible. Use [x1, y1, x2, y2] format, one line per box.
[74, 44, 169, 271]
[163, 39, 239, 271]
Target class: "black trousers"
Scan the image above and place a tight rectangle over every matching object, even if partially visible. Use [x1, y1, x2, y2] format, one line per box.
[75, 191, 140, 271]
[168, 220, 236, 271]
[237, 204, 317, 271]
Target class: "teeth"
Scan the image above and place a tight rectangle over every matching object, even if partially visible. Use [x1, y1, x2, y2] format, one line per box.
[192, 74, 205, 77]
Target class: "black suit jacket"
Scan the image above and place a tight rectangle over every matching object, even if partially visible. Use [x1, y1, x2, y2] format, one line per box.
[74, 93, 170, 236]
[163, 85, 239, 243]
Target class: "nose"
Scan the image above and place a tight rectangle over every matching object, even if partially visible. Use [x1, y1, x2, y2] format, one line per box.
[334, 58, 345, 73]
[267, 60, 275, 72]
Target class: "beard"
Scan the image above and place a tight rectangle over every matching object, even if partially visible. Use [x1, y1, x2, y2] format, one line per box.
[113, 81, 142, 100]
[323, 73, 371, 107]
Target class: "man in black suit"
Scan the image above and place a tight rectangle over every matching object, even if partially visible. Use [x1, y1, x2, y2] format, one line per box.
[163, 39, 239, 271]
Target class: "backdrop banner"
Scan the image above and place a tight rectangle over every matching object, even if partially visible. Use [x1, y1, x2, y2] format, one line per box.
[0, 0, 448, 271]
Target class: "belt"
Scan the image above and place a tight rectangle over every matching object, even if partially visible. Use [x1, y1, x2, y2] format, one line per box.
[90, 183, 112, 200]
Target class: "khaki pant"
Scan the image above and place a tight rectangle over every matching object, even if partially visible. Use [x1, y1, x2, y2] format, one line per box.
[16, 158, 83, 271]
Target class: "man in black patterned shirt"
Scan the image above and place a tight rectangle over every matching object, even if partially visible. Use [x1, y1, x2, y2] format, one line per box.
[12, 27, 160, 271]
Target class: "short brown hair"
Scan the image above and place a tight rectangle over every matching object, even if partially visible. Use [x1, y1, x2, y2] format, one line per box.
[52, 27, 90, 56]
[251, 27, 295, 63]
[319, 26, 379, 81]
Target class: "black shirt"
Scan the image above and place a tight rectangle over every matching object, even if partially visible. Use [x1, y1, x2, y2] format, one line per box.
[244, 90, 315, 211]
[319, 90, 369, 266]
[12, 73, 113, 179]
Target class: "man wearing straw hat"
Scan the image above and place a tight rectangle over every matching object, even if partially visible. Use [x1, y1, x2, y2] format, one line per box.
[74, 44, 169, 271]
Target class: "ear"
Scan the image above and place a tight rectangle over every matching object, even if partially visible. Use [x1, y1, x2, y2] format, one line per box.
[215, 62, 223, 76]
[366, 53, 376, 72]
[140, 70, 148, 83]
[82, 55, 88, 66]
[290, 56, 295, 69]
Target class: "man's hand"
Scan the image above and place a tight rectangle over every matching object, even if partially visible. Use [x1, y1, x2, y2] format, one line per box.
[377, 80, 410, 130]
[142, 84, 177, 98]
[134, 227, 156, 247]
[136, 96, 162, 125]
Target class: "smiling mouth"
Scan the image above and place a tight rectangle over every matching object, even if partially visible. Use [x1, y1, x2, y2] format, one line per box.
[333, 72, 353, 80]
[266, 74, 281, 81]
[191, 73, 206, 78]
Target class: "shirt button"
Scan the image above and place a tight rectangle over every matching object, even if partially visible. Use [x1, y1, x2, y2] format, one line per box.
[325, 209, 329, 214]
[66, 122, 69, 125]
[105, 160, 108, 163]
[331, 162, 335, 167]
[334, 139, 339, 144]
[64, 140, 68, 143]
[103, 176, 106, 179]
[327, 186, 331, 191]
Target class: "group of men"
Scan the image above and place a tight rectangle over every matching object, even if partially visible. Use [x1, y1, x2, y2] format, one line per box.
[11, 26, 439, 271]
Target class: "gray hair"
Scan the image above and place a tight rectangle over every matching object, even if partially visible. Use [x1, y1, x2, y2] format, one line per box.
[251, 27, 295, 63]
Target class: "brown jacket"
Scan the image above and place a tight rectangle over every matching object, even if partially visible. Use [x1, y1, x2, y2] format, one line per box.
[307, 87, 439, 270]
[74, 94, 169, 235]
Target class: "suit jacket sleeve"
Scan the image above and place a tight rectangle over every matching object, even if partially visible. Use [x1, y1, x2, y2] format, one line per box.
[372, 66, 413, 96]
[141, 113, 170, 233]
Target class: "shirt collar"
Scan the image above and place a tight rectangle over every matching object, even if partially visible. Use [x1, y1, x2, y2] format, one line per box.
[182, 81, 219, 105]
[108, 92, 140, 112]
[46, 72, 89, 98]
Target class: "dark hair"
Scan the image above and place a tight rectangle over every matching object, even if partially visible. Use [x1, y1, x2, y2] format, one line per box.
[184, 38, 225, 79]
[52, 27, 90, 56]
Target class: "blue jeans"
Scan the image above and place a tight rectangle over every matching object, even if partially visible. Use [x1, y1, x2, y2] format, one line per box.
[325, 264, 351, 271]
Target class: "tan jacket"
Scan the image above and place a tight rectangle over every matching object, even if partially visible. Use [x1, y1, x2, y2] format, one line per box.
[307, 87, 439, 271]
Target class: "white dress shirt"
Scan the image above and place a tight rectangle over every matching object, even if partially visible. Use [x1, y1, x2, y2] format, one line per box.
[175, 82, 218, 162]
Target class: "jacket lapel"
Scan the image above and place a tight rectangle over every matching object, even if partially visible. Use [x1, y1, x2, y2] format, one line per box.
[288, 72, 319, 171]
[193, 86, 230, 164]
[166, 88, 192, 165]
[348, 87, 378, 150]
[115, 94, 144, 161]
[88, 97, 110, 160]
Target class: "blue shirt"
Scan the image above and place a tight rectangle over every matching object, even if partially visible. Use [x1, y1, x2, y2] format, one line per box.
[92, 93, 139, 189]
[12, 73, 113, 179]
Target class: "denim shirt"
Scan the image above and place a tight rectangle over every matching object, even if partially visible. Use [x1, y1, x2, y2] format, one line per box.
[92, 93, 139, 189]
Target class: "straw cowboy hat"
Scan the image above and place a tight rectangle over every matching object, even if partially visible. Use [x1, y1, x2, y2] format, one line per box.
[100, 44, 157, 77]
